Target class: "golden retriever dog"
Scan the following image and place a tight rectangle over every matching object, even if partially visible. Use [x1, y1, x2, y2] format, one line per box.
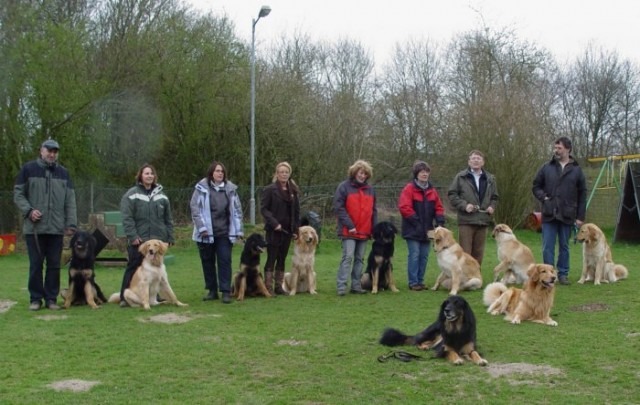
[108, 240, 187, 310]
[483, 264, 557, 326]
[431, 226, 483, 295]
[576, 223, 628, 285]
[283, 226, 319, 295]
[491, 224, 535, 284]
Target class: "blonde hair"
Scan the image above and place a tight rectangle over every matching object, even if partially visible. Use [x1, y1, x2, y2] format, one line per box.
[272, 161, 298, 193]
[348, 160, 373, 179]
[271, 161, 292, 182]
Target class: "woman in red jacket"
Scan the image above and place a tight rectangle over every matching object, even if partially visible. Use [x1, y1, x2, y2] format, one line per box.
[398, 161, 445, 291]
[333, 160, 377, 296]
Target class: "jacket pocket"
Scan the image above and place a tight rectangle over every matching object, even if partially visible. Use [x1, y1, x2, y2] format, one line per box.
[542, 199, 555, 216]
[561, 201, 577, 221]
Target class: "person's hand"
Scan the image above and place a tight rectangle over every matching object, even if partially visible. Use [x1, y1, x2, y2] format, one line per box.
[292, 233, 299, 240]
[64, 227, 76, 236]
[486, 207, 494, 215]
[275, 224, 282, 231]
[348, 228, 357, 235]
[30, 209, 42, 222]
[575, 220, 584, 227]
[132, 237, 142, 246]
[465, 204, 475, 213]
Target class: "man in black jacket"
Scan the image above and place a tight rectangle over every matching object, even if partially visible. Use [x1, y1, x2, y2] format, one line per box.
[532, 137, 586, 285]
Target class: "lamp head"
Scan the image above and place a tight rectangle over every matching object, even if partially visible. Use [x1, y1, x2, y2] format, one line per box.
[258, 5, 271, 18]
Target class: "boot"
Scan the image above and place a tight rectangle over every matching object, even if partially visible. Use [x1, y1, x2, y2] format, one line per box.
[274, 270, 286, 295]
[264, 271, 275, 296]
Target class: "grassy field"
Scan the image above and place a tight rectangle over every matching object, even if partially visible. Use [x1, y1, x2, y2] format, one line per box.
[0, 227, 638, 404]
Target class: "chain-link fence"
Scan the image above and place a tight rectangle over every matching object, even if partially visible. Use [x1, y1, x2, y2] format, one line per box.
[1, 182, 442, 234]
[0, 181, 621, 236]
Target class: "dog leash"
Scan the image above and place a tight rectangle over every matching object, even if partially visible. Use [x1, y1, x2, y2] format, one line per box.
[377, 350, 425, 363]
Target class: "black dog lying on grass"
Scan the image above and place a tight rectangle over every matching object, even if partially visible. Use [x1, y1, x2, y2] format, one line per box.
[379, 295, 487, 366]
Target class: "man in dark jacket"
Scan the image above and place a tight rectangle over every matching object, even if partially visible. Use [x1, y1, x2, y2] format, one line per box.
[14, 139, 77, 310]
[532, 137, 586, 285]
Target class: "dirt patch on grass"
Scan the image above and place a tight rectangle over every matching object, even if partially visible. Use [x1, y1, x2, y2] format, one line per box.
[47, 379, 100, 392]
[276, 339, 308, 346]
[138, 312, 222, 324]
[487, 362, 563, 383]
[626, 332, 640, 338]
[0, 299, 17, 314]
[35, 314, 68, 321]
[570, 303, 610, 312]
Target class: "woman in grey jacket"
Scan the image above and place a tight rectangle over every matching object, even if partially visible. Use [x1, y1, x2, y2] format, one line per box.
[190, 161, 244, 304]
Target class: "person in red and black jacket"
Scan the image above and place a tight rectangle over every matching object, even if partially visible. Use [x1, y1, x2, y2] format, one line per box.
[398, 161, 445, 291]
[333, 160, 377, 296]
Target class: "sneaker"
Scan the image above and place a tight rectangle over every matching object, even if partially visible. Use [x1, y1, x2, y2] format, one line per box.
[410, 285, 425, 291]
[46, 301, 61, 310]
[350, 288, 367, 294]
[202, 291, 219, 301]
[29, 301, 42, 311]
[337, 291, 346, 297]
[222, 292, 232, 304]
[558, 275, 570, 285]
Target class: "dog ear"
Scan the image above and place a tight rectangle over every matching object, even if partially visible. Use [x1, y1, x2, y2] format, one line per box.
[161, 241, 169, 254]
[138, 241, 149, 255]
[527, 264, 540, 281]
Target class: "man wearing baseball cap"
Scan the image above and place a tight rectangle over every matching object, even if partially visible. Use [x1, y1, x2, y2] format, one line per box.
[14, 138, 77, 310]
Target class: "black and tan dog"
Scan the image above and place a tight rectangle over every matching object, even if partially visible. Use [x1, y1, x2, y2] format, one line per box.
[380, 295, 487, 366]
[361, 221, 399, 294]
[232, 233, 271, 300]
[60, 230, 107, 309]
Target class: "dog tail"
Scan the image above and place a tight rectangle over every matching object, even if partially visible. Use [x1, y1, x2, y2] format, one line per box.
[483, 282, 507, 307]
[108, 292, 121, 304]
[379, 328, 414, 347]
[613, 264, 629, 280]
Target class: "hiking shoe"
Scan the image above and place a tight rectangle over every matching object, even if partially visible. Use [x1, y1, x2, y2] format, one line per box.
[558, 275, 570, 285]
[350, 288, 367, 294]
[29, 301, 42, 311]
[337, 291, 346, 296]
[222, 293, 232, 304]
[202, 291, 219, 301]
[410, 285, 425, 291]
[46, 301, 61, 310]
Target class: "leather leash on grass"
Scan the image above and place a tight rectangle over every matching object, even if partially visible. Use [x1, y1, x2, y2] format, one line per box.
[377, 350, 425, 363]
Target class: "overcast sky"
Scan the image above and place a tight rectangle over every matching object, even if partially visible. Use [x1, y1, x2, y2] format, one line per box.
[187, 0, 640, 67]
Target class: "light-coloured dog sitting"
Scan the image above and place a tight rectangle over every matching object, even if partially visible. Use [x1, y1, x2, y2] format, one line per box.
[108, 240, 187, 310]
[283, 226, 319, 295]
[576, 223, 628, 285]
[491, 224, 535, 284]
[431, 226, 483, 295]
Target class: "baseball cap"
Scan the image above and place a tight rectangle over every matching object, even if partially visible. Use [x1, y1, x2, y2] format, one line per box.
[41, 139, 60, 150]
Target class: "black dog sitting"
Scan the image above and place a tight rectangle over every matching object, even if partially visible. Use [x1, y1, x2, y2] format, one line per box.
[232, 233, 270, 300]
[61, 230, 107, 309]
[379, 295, 487, 366]
[361, 221, 399, 294]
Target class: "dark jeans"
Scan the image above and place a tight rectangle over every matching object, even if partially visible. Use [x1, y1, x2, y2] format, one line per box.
[25, 234, 63, 303]
[264, 231, 292, 272]
[119, 244, 144, 300]
[197, 237, 233, 293]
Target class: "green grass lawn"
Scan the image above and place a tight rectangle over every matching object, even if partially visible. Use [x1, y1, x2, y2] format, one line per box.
[0, 227, 638, 404]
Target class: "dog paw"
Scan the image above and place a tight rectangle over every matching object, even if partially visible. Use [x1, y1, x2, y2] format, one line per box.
[309, 290, 317, 295]
[510, 319, 521, 325]
[577, 279, 585, 284]
[453, 359, 464, 365]
[478, 359, 488, 366]
[547, 320, 558, 327]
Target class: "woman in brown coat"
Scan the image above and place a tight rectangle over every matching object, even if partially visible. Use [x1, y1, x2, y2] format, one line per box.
[260, 162, 300, 295]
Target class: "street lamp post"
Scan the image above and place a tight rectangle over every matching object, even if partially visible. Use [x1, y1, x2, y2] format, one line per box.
[250, 5, 271, 226]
